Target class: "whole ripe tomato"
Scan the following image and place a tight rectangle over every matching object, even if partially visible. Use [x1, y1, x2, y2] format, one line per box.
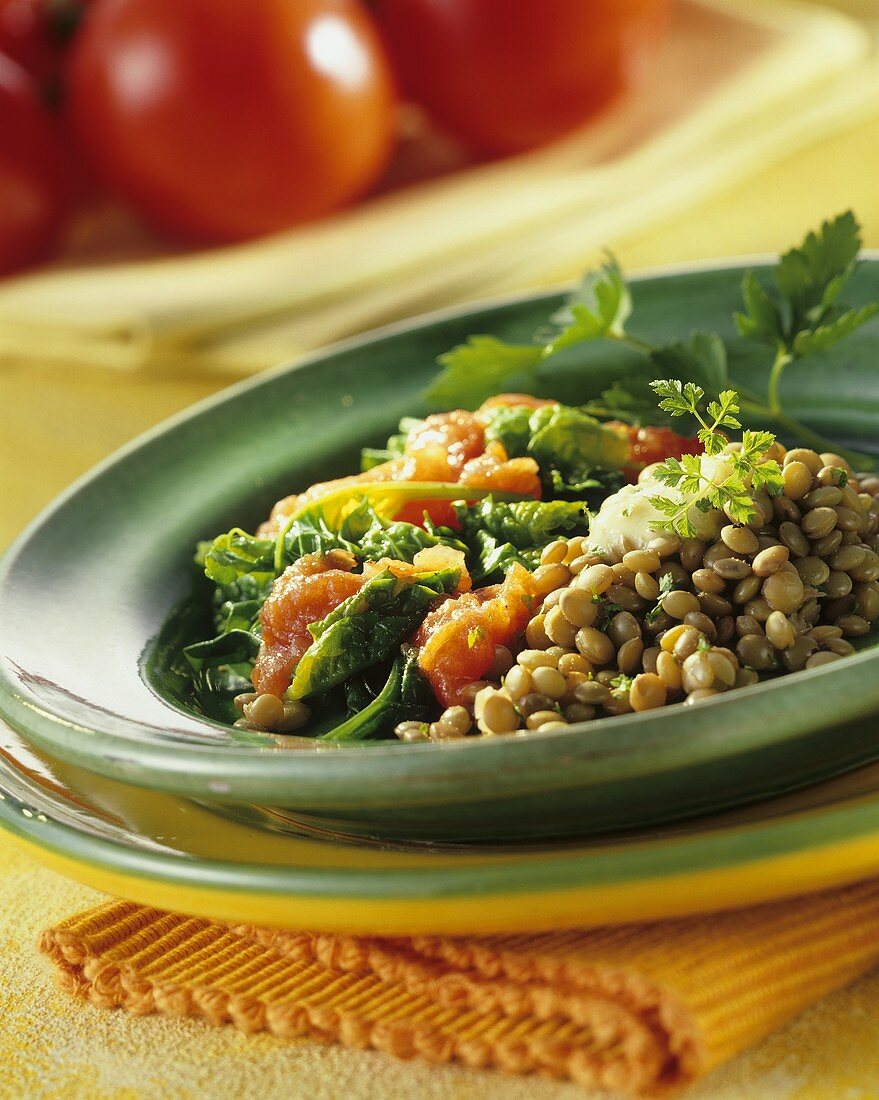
[66, 0, 398, 243]
[0, 0, 58, 85]
[376, 0, 672, 156]
[0, 53, 71, 274]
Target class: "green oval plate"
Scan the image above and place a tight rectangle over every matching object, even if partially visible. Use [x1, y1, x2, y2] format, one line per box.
[2, 260, 879, 842]
[6, 717, 879, 933]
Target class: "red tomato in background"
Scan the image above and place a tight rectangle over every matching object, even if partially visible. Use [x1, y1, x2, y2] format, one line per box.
[0, 53, 71, 274]
[66, 0, 398, 243]
[0, 0, 58, 85]
[376, 0, 673, 156]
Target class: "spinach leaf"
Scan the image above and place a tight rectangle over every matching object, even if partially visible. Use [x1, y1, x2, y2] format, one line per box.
[455, 497, 589, 583]
[481, 401, 630, 502]
[526, 404, 630, 477]
[211, 573, 271, 632]
[357, 516, 467, 563]
[281, 514, 359, 562]
[184, 629, 261, 672]
[215, 596, 265, 635]
[482, 405, 534, 457]
[321, 648, 436, 741]
[456, 497, 590, 551]
[204, 528, 275, 587]
[287, 567, 459, 700]
[546, 466, 625, 500]
[296, 497, 468, 564]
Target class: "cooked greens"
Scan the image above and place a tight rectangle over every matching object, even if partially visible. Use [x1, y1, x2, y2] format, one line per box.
[288, 567, 460, 700]
[320, 648, 435, 741]
[456, 498, 589, 582]
[491, 402, 629, 499]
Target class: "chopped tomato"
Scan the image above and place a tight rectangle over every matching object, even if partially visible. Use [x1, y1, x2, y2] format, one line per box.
[617, 424, 703, 481]
[260, 408, 542, 535]
[253, 552, 363, 696]
[363, 547, 471, 592]
[401, 409, 485, 478]
[460, 441, 541, 496]
[413, 563, 538, 706]
[476, 394, 557, 417]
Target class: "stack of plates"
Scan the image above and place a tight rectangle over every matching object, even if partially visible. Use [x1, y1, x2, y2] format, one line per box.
[2, 261, 879, 933]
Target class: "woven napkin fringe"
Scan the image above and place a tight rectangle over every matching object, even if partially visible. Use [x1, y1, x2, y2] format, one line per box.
[40, 878, 879, 1096]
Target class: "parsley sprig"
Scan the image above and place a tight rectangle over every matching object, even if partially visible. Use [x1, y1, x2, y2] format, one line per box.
[644, 571, 677, 625]
[647, 381, 783, 537]
[733, 212, 879, 457]
[424, 211, 878, 470]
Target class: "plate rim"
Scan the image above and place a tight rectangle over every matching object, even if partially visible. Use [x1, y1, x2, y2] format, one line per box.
[7, 741, 879, 932]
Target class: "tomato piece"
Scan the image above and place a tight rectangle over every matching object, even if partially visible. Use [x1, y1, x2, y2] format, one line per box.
[0, 0, 59, 84]
[66, 0, 398, 243]
[0, 53, 71, 274]
[620, 424, 702, 481]
[253, 552, 363, 697]
[376, 0, 672, 155]
[414, 563, 537, 706]
[402, 409, 485, 478]
[476, 394, 558, 415]
[261, 410, 541, 534]
[459, 441, 542, 497]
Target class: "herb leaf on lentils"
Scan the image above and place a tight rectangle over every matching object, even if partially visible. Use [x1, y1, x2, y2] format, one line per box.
[647, 381, 782, 537]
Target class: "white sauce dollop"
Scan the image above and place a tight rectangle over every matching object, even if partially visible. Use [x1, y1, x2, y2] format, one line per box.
[589, 455, 737, 561]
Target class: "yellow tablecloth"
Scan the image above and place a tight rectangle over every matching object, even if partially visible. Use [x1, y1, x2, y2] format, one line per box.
[8, 840, 879, 1099]
[5, 97, 879, 1100]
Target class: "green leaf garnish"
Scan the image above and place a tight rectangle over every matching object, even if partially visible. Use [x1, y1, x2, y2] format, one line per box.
[647, 381, 782, 537]
[733, 212, 879, 461]
[649, 331, 729, 399]
[426, 337, 544, 411]
[644, 571, 677, 624]
[423, 210, 877, 468]
[544, 256, 632, 353]
[424, 256, 639, 409]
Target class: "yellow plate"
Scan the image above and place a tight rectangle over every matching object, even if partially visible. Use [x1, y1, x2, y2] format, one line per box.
[5, 719, 879, 934]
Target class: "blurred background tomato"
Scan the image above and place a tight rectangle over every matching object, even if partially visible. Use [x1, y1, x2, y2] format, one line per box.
[66, 0, 398, 243]
[0, 0, 65, 86]
[0, 52, 71, 273]
[0, 0, 678, 266]
[376, 0, 672, 155]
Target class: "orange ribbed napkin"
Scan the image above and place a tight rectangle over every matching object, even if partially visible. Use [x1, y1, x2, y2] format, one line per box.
[40, 879, 879, 1095]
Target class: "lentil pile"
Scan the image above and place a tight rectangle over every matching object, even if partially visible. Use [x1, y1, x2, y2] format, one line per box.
[394, 446, 879, 741]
